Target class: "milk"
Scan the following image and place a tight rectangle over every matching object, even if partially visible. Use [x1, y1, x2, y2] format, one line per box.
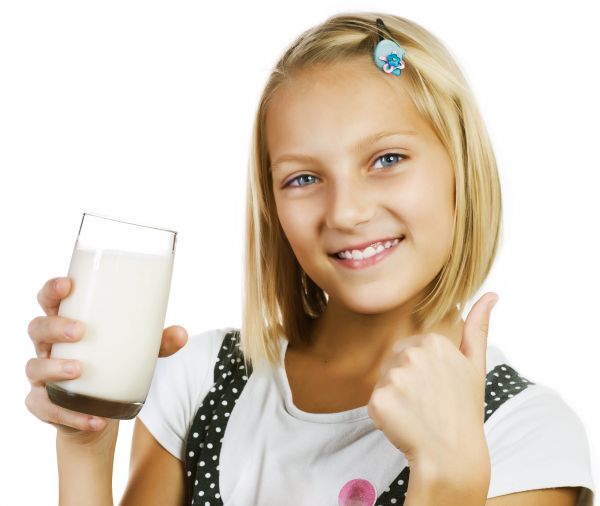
[49, 247, 174, 403]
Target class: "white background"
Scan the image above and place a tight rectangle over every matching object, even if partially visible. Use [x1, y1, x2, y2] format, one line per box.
[1, 0, 598, 504]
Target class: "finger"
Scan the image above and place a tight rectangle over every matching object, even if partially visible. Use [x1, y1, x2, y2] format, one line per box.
[37, 277, 72, 316]
[28, 315, 85, 344]
[25, 385, 107, 432]
[391, 334, 424, 355]
[25, 357, 81, 386]
[27, 315, 85, 358]
[460, 292, 499, 376]
[378, 334, 422, 377]
[159, 325, 188, 357]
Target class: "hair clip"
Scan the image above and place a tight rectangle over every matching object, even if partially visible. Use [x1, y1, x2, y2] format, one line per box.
[373, 17, 406, 77]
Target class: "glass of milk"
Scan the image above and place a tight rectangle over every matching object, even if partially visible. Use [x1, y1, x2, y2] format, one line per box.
[46, 213, 176, 420]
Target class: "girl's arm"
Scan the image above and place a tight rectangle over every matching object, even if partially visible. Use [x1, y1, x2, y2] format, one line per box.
[404, 468, 489, 506]
[25, 277, 189, 506]
[403, 441, 491, 506]
[404, 449, 580, 506]
[119, 418, 186, 505]
[56, 419, 119, 506]
[57, 418, 185, 506]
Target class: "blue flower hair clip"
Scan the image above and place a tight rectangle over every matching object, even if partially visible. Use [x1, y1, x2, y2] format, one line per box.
[373, 17, 406, 77]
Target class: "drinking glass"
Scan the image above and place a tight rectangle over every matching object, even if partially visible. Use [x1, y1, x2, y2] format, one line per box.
[46, 213, 177, 420]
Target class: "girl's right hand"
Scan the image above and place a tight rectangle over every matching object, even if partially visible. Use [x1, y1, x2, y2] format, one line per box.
[25, 276, 188, 440]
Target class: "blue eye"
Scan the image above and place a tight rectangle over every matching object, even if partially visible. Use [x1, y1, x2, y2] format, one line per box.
[372, 152, 406, 170]
[282, 152, 406, 189]
[284, 174, 318, 188]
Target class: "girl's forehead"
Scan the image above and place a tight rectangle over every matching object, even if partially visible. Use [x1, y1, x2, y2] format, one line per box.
[277, 58, 400, 99]
[265, 59, 429, 151]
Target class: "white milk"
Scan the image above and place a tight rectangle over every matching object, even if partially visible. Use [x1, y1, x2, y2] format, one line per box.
[50, 247, 174, 403]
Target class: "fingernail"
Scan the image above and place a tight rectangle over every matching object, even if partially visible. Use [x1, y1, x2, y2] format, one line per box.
[488, 297, 499, 311]
[65, 322, 80, 339]
[89, 418, 102, 430]
[63, 362, 77, 374]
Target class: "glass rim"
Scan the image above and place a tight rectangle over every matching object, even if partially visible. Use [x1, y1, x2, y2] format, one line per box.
[81, 212, 177, 235]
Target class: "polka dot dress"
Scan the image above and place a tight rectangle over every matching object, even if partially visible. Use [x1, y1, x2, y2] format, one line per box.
[375, 363, 536, 505]
[483, 364, 535, 422]
[184, 329, 252, 505]
[184, 330, 535, 505]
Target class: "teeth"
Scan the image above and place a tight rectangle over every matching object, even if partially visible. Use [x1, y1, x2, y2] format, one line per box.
[336, 237, 401, 260]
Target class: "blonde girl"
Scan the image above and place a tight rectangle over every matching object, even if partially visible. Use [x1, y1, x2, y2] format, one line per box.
[25, 11, 594, 506]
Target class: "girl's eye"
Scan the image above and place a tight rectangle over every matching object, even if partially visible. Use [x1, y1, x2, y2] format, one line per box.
[284, 174, 319, 188]
[282, 152, 406, 189]
[372, 152, 406, 170]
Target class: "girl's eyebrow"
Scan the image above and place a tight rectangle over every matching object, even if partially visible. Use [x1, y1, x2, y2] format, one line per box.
[270, 129, 418, 173]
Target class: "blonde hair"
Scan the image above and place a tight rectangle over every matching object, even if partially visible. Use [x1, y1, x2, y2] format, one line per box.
[239, 11, 502, 373]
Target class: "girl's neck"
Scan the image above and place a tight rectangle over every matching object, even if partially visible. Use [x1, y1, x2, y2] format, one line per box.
[298, 300, 464, 376]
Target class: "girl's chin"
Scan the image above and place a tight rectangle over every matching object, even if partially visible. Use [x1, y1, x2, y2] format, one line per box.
[324, 290, 410, 315]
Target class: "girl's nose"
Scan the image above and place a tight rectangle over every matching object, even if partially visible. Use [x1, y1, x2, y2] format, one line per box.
[325, 177, 375, 231]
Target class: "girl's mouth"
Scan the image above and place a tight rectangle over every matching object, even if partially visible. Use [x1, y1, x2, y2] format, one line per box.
[328, 236, 404, 270]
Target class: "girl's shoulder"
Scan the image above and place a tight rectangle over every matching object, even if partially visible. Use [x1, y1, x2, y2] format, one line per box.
[484, 343, 587, 437]
[136, 327, 234, 461]
[149, 326, 232, 392]
[483, 344, 595, 502]
[173, 326, 235, 365]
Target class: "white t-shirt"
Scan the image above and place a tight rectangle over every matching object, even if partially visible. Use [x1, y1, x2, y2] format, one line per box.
[138, 327, 596, 505]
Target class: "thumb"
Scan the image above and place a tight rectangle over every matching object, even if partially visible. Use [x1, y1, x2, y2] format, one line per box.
[159, 325, 188, 357]
[460, 293, 499, 376]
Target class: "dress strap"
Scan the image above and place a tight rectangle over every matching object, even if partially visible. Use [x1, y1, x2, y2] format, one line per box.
[184, 329, 252, 505]
[184, 331, 535, 505]
[374, 363, 536, 505]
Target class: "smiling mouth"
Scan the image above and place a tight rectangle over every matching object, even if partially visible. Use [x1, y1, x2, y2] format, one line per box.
[328, 235, 405, 259]
[327, 236, 405, 272]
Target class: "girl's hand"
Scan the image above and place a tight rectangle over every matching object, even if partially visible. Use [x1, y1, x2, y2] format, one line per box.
[24, 276, 188, 439]
[367, 292, 499, 475]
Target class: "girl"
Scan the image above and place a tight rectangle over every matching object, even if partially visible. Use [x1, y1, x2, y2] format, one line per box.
[25, 11, 595, 506]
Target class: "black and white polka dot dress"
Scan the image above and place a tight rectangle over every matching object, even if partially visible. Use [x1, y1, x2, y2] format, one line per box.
[183, 329, 535, 505]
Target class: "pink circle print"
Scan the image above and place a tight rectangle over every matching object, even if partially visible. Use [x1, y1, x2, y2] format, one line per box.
[338, 478, 377, 506]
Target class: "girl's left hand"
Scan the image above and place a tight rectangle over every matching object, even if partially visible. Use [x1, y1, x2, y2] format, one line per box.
[367, 292, 499, 469]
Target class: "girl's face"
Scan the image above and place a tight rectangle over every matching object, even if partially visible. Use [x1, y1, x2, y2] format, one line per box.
[266, 57, 455, 316]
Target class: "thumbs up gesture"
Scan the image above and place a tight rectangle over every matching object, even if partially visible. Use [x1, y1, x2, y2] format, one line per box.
[367, 292, 499, 473]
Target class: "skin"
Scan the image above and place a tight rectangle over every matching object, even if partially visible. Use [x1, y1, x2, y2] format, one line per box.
[25, 276, 187, 434]
[266, 57, 581, 505]
[24, 54, 579, 506]
[267, 54, 465, 377]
